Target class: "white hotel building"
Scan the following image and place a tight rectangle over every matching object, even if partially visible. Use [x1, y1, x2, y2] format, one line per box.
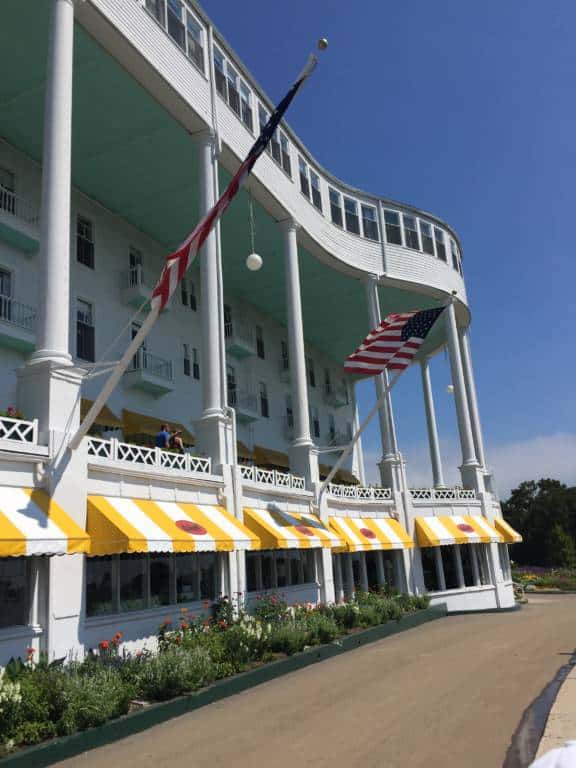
[0, 0, 521, 663]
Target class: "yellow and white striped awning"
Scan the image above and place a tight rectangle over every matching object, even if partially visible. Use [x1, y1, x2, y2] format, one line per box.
[0, 487, 89, 556]
[87, 497, 259, 555]
[493, 518, 522, 544]
[415, 515, 503, 547]
[329, 516, 413, 552]
[243, 507, 343, 550]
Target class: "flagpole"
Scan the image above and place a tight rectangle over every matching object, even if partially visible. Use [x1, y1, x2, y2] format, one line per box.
[317, 370, 403, 500]
[68, 305, 160, 450]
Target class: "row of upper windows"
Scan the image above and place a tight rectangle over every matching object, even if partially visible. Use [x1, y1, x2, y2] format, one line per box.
[140, 2, 463, 275]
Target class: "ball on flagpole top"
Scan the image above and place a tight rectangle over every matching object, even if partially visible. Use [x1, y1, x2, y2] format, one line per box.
[317, 38, 329, 50]
[246, 252, 263, 272]
[446, 384, 455, 394]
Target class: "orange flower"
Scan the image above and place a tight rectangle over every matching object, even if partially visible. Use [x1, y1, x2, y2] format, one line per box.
[26, 646, 35, 659]
[180, 607, 188, 615]
[99, 640, 109, 651]
[202, 600, 210, 608]
[112, 631, 123, 644]
[180, 622, 189, 630]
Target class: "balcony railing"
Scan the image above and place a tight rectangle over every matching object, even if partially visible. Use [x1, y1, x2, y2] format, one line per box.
[120, 266, 154, 291]
[87, 437, 212, 475]
[224, 321, 256, 357]
[240, 464, 306, 491]
[409, 488, 476, 501]
[323, 384, 349, 408]
[0, 296, 36, 331]
[131, 350, 173, 381]
[325, 430, 350, 448]
[327, 483, 392, 501]
[0, 188, 39, 227]
[0, 416, 38, 444]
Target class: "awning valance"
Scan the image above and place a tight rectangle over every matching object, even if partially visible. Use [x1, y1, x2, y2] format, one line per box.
[81, 399, 122, 429]
[415, 515, 502, 548]
[122, 409, 195, 445]
[329, 516, 413, 552]
[493, 518, 522, 544]
[243, 507, 343, 550]
[253, 445, 289, 469]
[87, 497, 258, 555]
[0, 487, 89, 556]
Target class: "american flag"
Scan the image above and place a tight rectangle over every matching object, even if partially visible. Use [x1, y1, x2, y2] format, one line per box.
[151, 56, 317, 312]
[344, 307, 445, 376]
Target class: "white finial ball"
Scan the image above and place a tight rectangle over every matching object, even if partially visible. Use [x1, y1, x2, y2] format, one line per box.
[246, 252, 263, 272]
[446, 384, 455, 394]
[318, 38, 329, 50]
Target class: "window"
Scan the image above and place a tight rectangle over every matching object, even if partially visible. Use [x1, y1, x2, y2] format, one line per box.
[258, 105, 270, 155]
[145, 0, 166, 26]
[476, 545, 491, 585]
[129, 247, 143, 286]
[0, 557, 30, 629]
[181, 278, 196, 310]
[245, 550, 317, 592]
[310, 170, 322, 212]
[361, 205, 379, 241]
[450, 239, 460, 271]
[86, 556, 115, 617]
[119, 554, 146, 612]
[498, 544, 511, 581]
[226, 364, 237, 406]
[460, 545, 476, 587]
[185, 12, 204, 71]
[183, 343, 191, 376]
[76, 298, 95, 362]
[0, 268, 13, 324]
[311, 406, 320, 439]
[167, 0, 185, 51]
[77, 215, 94, 268]
[214, 47, 226, 97]
[259, 381, 269, 418]
[270, 129, 281, 165]
[344, 197, 360, 235]
[280, 133, 291, 176]
[226, 64, 241, 116]
[281, 340, 289, 372]
[384, 211, 402, 245]
[299, 157, 310, 199]
[0, 167, 15, 215]
[346, 421, 353, 440]
[419, 220, 434, 255]
[150, 553, 172, 607]
[240, 82, 253, 131]
[256, 325, 265, 359]
[285, 394, 293, 429]
[434, 227, 447, 261]
[192, 347, 200, 380]
[441, 546, 459, 590]
[420, 548, 440, 592]
[306, 356, 316, 388]
[324, 368, 332, 395]
[224, 303, 233, 338]
[342, 379, 349, 405]
[328, 413, 336, 442]
[403, 215, 420, 250]
[329, 188, 343, 227]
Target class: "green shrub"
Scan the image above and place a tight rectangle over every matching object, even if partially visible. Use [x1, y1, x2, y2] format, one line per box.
[135, 646, 214, 702]
[304, 613, 339, 644]
[268, 624, 307, 655]
[57, 668, 134, 735]
[331, 603, 361, 630]
[253, 593, 288, 624]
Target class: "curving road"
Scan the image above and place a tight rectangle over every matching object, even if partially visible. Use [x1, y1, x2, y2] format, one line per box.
[59, 595, 576, 768]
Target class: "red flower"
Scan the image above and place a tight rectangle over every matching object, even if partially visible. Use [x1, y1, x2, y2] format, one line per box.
[175, 636, 182, 645]
[26, 646, 35, 659]
[163, 616, 172, 626]
[112, 631, 123, 645]
[202, 600, 210, 609]
[180, 622, 189, 630]
[99, 640, 109, 651]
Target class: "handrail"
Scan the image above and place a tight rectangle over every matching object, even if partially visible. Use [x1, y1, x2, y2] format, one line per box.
[131, 349, 173, 380]
[327, 483, 392, 501]
[0, 187, 39, 226]
[239, 464, 306, 491]
[409, 487, 476, 501]
[0, 416, 38, 444]
[0, 296, 36, 331]
[86, 437, 212, 474]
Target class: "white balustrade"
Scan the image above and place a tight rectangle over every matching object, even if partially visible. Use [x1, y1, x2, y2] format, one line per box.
[327, 483, 392, 501]
[0, 297, 36, 331]
[240, 463, 306, 491]
[409, 487, 476, 501]
[86, 437, 211, 474]
[120, 265, 153, 291]
[0, 416, 38, 444]
[0, 187, 39, 227]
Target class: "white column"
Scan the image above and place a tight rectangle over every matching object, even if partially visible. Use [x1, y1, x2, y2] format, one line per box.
[280, 218, 315, 482]
[31, 0, 76, 366]
[444, 301, 478, 471]
[420, 359, 445, 488]
[459, 329, 487, 468]
[194, 130, 229, 468]
[364, 276, 400, 487]
[345, 554, 355, 597]
[359, 553, 369, 593]
[333, 555, 344, 603]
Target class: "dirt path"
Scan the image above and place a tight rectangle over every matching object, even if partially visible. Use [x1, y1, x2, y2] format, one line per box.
[59, 595, 576, 768]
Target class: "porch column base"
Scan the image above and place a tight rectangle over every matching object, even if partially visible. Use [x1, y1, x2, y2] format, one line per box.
[195, 411, 232, 472]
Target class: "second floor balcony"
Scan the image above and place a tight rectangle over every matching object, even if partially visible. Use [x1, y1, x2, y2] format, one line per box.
[120, 266, 154, 307]
[323, 383, 349, 408]
[123, 349, 174, 396]
[224, 320, 256, 358]
[0, 187, 39, 253]
[0, 295, 36, 352]
[229, 389, 259, 423]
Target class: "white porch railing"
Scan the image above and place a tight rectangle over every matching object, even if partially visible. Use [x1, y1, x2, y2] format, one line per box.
[0, 296, 36, 331]
[239, 464, 306, 491]
[131, 350, 173, 381]
[0, 188, 39, 227]
[224, 320, 255, 349]
[120, 265, 154, 291]
[0, 416, 38, 444]
[409, 487, 476, 501]
[87, 437, 212, 474]
[327, 483, 392, 501]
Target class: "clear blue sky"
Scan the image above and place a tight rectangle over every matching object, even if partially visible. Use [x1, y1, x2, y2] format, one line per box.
[203, 0, 575, 494]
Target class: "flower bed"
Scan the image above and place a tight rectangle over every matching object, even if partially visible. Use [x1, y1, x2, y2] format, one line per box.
[0, 590, 429, 757]
[513, 567, 576, 592]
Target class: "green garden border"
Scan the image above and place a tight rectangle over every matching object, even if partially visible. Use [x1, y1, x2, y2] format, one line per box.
[448, 604, 522, 616]
[1, 604, 447, 768]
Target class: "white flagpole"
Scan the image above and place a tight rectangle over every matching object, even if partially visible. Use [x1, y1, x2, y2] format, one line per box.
[68, 304, 160, 450]
[318, 369, 403, 499]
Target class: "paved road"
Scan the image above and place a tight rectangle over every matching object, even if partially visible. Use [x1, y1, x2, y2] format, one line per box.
[60, 596, 576, 768]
